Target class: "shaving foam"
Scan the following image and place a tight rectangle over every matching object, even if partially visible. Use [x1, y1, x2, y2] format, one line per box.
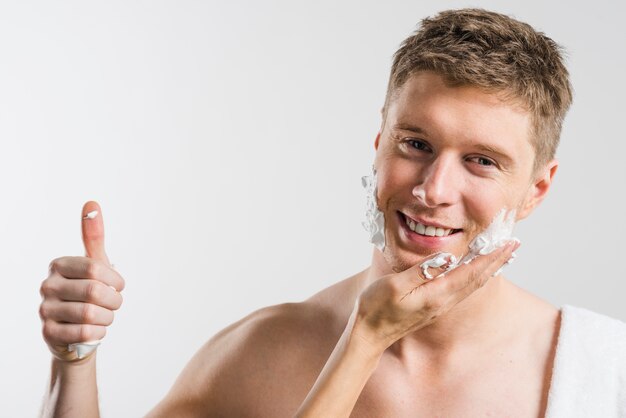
[361, 165, 385, 251]
[68, 340, 100, 359]
[419, 208, 518, 279]
[459, 208, 517, 265]
[420, 252, 457, 279]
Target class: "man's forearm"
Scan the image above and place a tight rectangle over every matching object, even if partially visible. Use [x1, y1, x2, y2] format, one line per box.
[40, 353, 100, 418]
[294, 312, 385, 418]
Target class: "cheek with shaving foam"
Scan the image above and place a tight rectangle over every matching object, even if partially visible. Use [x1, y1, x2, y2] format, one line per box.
[419, 207, 520, 279]
[361, 165, 386, 251]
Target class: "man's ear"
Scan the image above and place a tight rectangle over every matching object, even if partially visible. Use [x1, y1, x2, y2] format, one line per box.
[374, 105, 386, 151]
[517, 159, 559, 220]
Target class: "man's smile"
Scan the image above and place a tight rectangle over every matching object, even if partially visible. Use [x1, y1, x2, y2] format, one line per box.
[397, 211, 464, 250]
[399, 211, 462, 236]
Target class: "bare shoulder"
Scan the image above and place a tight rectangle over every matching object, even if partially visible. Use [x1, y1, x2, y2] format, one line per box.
[145, 301, 340, 418]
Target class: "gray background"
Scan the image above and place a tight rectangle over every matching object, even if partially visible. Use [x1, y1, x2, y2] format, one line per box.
[1, 0, 624, 416]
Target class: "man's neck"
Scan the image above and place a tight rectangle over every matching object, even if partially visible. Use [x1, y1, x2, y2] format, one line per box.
[360, 247, 517, 364]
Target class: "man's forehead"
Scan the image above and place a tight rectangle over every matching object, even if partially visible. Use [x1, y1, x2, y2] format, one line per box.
[387, 73, 532, 146]
[392, 72, 529, 115]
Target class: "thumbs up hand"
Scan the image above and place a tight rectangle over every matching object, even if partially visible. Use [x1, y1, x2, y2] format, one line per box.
[39, 201, 125, 362]
[81, 201, 112, 266]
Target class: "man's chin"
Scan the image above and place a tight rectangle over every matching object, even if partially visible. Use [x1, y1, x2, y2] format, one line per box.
[380, 245, 429, 274]
[382, 242, 465, 274]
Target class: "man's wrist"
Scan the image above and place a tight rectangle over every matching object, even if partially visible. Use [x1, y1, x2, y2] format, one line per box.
[51, 350, 97, 378]
[345, 311, 389, 360]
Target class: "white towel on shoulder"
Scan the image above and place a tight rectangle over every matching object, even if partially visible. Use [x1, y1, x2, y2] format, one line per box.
[545, 304, 626, 417]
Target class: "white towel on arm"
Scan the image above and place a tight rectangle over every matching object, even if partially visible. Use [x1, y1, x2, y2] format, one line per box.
[545, 304, 626, 417]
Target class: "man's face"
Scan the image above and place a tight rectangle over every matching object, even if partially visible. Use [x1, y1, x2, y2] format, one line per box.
[374, 71, 550, 272]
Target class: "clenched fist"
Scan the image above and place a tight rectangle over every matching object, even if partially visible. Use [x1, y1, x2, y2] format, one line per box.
[39, 201, 125, 362]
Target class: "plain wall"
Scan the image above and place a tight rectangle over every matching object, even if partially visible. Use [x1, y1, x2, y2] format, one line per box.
[1, 0, 624, 416]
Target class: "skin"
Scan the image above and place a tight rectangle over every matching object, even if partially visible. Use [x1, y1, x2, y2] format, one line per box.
[296, 72, 561, 416]
[367, 71, 558, 350]
[40, 201, 124, 418]
[39, 71, 562, 417]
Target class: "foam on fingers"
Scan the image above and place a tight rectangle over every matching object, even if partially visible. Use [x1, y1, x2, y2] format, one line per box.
[68, 340, 101, 359]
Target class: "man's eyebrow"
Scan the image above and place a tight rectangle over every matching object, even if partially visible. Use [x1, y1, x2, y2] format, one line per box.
[392, 123, 429, 136]
[473, 143, 515, 166]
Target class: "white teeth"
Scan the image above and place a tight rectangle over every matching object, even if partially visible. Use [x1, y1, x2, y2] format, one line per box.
[404, 215, 453, 237]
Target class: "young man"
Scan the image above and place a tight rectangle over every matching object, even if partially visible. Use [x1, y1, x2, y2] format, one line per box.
[39, 9, 626, 418]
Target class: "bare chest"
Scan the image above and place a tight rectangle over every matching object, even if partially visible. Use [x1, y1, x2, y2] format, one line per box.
[350, 352, 552, 418]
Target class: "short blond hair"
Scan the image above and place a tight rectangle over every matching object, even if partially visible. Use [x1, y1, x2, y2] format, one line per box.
[383, 8, 573, 172]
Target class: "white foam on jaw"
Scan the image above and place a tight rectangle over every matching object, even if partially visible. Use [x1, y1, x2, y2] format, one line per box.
[419, 208, 519, 280]
[361, 165, 386, 251]
[460, 208, 517, 264]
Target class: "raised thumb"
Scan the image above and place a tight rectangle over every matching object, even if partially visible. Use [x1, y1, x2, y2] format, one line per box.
[81, 200, 111, 266]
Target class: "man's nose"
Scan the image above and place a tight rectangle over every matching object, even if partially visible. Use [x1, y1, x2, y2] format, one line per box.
[412, 156, 460, 208]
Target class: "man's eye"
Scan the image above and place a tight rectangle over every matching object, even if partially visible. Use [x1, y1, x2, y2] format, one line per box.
[407, 140, 430, 152]
[469, 156, 496, 167]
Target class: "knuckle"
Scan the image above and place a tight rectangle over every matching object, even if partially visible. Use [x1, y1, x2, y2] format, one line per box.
[84, 281, 102, 302]
[81, 303, 95, 323]
[48, 257, 61, 273]
[38, 302, 50, 320]
[49, 256, 71, 274]
[40, 279, 55, 298]
[439, 277, 455, 293]
[42, 320, 55, 341]
[78, 324, 93, 342]
[85, 260, 100, 279]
